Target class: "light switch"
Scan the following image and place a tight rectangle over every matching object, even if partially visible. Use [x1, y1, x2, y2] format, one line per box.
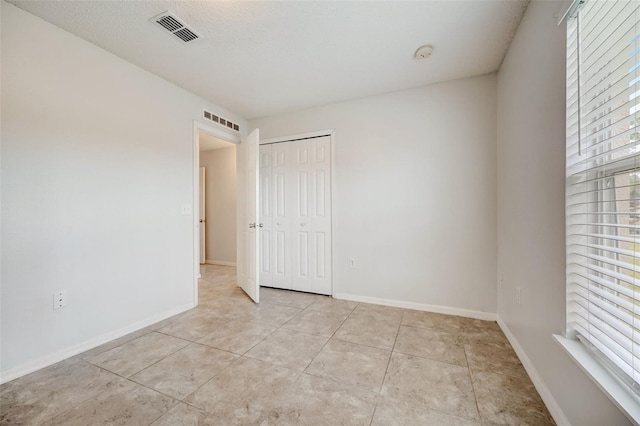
[181, 204, 192, 215]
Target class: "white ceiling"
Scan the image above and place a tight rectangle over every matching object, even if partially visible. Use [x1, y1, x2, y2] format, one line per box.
[199, 133, 234, 152]
[9, 1, 529, 120]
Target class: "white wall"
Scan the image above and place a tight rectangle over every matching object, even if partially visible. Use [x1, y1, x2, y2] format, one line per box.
[199, 146, 237, 264]
[251, 74, 498, 316]
[0, 2, 246, 377]
[496, 1, 630, 424]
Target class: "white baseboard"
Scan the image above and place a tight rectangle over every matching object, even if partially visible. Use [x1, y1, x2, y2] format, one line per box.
[0, 302, 195, 385]
[333, 293, 497, 321]
[205, 260, 236, 267]
[497, 317, 570, 426]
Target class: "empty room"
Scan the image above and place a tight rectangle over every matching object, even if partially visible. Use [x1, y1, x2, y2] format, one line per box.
[1, 0, 639, 425]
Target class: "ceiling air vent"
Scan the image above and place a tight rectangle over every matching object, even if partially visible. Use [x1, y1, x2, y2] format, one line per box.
[203, 109, 240, 133]
[151, 11, 200, 43]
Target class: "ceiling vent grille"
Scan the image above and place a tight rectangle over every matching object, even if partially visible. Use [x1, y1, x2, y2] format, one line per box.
[151, 11, 200, 43]
[204, 109, 240, 133]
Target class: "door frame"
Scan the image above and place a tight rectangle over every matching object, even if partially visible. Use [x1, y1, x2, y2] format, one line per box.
[259, 129, 336, 296]
[192, 120, 240, 306]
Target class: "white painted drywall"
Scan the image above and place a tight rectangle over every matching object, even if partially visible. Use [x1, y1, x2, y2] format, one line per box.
[0, 2, 246, 376]
[199, 146, 237, 264]
[496, 1, 630, 424]
[251, 74, 497, 315]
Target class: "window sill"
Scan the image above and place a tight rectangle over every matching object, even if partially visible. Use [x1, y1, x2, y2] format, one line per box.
[553, 334, 640, 425]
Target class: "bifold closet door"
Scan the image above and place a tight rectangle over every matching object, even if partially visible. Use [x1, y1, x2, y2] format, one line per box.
[291, 136, 332, 295]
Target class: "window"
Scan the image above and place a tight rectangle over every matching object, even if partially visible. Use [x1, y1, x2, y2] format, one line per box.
[566, 0, 640, 393]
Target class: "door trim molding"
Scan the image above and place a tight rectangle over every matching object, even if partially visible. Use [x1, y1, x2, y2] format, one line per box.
[192, 120, 240, 307]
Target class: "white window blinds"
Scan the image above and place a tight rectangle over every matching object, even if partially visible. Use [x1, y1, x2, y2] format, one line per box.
[566, 0, 640, 391]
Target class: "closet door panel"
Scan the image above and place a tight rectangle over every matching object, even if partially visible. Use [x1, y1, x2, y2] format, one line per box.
[291, 142, 313, 292]
[259, 145, 273, 287]
[272, 142, 293, 289]
[310, 137, 332, 295]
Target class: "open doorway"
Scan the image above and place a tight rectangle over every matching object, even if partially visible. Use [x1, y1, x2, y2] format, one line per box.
[193, 122, 241, 304]
[198, 132, 237, 267]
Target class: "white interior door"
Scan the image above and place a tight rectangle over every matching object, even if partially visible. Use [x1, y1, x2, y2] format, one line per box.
[237, 128, 260, 302]
[199, 167, 206, 264]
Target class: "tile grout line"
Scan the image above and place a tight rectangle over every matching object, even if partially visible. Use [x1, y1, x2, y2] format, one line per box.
[179, 354, 248, 412]
[44, 362, 180, 425]
[296, 301, 360, 374]
[156, 284, 314, 408]
[368, 309, 405, 426]
[463, 343, 484, 424]
[27, 362, 117, 426]
[89, 332, 193, 379]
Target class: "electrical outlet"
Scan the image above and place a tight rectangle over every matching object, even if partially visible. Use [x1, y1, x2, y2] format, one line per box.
[181, 204, 192, 215]
[350, 258, 356, 268]
[516, 287, 522, 306]
[53, 291, 67, 310]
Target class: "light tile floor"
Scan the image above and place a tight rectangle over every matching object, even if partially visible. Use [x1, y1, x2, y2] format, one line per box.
[0, 265, 555, 425]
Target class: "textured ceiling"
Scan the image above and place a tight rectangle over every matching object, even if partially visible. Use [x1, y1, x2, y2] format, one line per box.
[199, 133, 234, 151]
[9, 0, 529, 119]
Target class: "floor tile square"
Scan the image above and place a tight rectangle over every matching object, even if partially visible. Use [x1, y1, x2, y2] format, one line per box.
[351, 303, 404, 323]
[150, 402, 232, 426]
[401, 310, 464, 334]
[305, 298, 358, 317]
[185, 357, 298, 424]
[305, 339, 390, 391]
[372, 401, 481, 426]
[130, 343, 238, 400]
[380, 352, 478, 420]
[197, 319, 276, 354]
[394, 325, 466, 366]
[259, 373, 378, 425]
[260, 287, 320, 309]
[245, 329, 328, 372]
[157, 309, 229, 342]
[471, 369, 555, 425]
[243, 303, 303, 327]
[334, 315, 399, 350]
[79, 328, 151, 360]
[43, 378, 176, 426]
[0, 358, 122, 425]
[88, 332, 189, 377]
[282, 310, 348, 337]
[461, 324, 511, 349]
[465, 341, 526, 378]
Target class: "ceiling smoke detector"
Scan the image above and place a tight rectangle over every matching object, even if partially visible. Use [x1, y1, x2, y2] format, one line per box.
[414, 45, 434, 60]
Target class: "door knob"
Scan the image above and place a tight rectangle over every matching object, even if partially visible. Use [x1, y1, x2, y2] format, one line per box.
[258, 223, 264, 228]
[249, 223, 256, 229]
[301, 222, 306, 227]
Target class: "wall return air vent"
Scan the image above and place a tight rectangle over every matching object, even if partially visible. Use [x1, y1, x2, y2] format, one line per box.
[151, 11, 200, 43]
[203, 109, 240, 133]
